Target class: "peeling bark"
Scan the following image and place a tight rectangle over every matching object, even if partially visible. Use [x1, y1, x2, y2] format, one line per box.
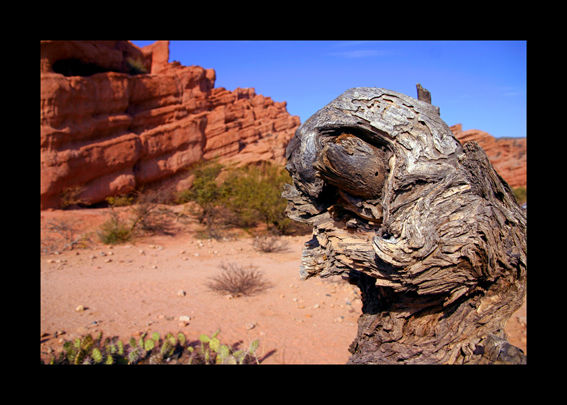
[283, 85, 526, 364]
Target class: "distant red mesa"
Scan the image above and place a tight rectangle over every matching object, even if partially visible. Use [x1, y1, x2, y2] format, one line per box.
[40, 40, 300, 209]
[40, 41, 525, 210]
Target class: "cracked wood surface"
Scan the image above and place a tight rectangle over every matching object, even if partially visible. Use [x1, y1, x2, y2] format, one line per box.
[283, 85, 527, 364]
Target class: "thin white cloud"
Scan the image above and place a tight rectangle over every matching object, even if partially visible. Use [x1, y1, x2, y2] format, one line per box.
[498, 86, 524, 97]
[503, 90, 522, 97]
[332, 41, 375, 47]
[329, 49, 389, 58]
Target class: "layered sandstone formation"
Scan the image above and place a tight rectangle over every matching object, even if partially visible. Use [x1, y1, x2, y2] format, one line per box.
[40, 40, 300, 209]
[450, 124, 526, 189]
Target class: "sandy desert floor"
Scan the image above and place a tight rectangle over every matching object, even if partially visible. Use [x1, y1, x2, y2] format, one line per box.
[40, 204, 527, 364]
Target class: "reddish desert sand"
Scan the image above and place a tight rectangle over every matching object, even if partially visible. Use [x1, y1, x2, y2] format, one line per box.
[40, 205, 526, 364]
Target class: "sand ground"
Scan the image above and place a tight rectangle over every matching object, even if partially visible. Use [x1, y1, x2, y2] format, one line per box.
[40, 205, 526, 364]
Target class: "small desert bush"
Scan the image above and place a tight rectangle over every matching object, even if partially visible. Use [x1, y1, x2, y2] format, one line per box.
[512, 186, 527, 205]
[206, 263, 272, 297]
[252, 235, 289, 253]
[98, 190, 177, 244]
[41, 218, 92, 254]
[97, 213, 133, 244]
[176, 161, 225, 238]
[41, 330, 259, 365]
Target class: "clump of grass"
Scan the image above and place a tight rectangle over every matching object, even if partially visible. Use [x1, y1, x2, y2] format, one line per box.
[206, 263, 272, 297]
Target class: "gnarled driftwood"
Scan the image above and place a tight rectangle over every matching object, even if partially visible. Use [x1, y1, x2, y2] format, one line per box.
[283, 85, 526, 364]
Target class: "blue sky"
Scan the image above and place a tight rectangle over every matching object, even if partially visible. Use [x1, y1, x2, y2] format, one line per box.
[132, 40, 526, 138]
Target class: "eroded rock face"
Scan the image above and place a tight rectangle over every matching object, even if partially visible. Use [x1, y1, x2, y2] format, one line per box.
[284, 87, 527, 364]
[40, 40, 300, 209]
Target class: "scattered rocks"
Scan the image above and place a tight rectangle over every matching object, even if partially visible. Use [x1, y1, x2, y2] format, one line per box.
[246, 322, 256, 330]
[177, 289, 187, 297]
[179, 315, 191, 326]
[75, 305, 86, 312]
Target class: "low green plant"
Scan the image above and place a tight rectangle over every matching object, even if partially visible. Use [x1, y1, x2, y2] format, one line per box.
[198, 330, 259, 364]
[51, 332, 121, 365]
[105, 194, 135, 207]
[42, 330, 260, 365]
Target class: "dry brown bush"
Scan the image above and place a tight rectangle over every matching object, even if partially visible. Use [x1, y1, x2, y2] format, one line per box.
[252, 235, 289, 253]
[206, 263, 272, 297]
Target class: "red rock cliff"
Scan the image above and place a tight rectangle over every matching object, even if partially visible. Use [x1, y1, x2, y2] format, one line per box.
[40, 41, 300, 209]
[450, 124, 526, 189]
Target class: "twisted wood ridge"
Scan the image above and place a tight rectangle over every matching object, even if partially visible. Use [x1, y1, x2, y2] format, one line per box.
[283, 86, 527, 364]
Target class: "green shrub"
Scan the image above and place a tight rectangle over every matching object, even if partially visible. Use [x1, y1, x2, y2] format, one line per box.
[97, 212, 132, 244]
[177, 161, 224, 207]
[176, 160, 310, 236]
[220, 163, 292, 233]
[175, 161, 225, 238]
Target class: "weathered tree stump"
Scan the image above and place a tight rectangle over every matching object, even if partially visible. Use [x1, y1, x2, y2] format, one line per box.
[283, 86, 526, 364]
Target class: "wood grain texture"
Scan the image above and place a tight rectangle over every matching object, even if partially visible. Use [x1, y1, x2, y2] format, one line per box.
[283, 86, 526, 364]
